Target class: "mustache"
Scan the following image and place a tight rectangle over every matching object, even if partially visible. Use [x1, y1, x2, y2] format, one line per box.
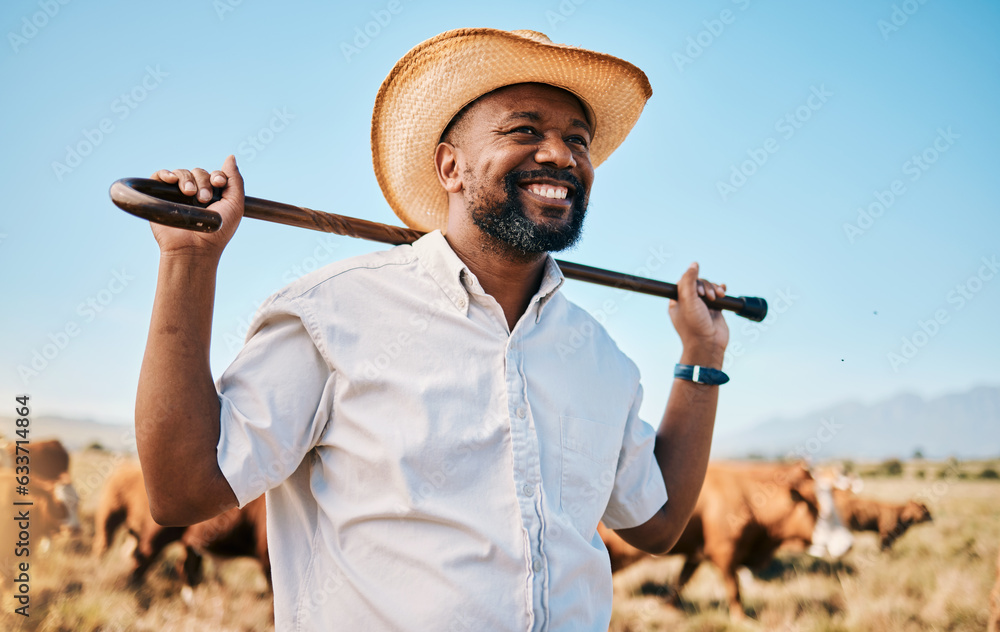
[504, 169, 585, 198]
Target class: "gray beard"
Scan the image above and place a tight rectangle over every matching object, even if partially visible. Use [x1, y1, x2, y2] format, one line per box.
[468, 169, 587, 261]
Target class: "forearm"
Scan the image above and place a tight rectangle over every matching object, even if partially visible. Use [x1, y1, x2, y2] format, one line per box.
[650, 346, 721, 546]
[135, 251, 237, 525]
[614, 263, 728, 553]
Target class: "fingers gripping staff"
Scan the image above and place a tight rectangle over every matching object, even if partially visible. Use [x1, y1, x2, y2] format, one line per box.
[143, 156, 245, 258]
[109, 175, 768, 322]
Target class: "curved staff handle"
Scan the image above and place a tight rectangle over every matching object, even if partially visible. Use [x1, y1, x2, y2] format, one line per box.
[109, 177, 768, 322]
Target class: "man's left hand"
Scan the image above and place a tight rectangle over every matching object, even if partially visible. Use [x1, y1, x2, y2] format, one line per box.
[669, 262, 730, 368]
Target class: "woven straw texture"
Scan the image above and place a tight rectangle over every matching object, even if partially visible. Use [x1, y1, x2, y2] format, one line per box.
[371, 28, 652, 232]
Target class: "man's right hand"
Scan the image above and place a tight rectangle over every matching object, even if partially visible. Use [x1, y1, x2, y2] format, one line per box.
[149, 154, 244, 257]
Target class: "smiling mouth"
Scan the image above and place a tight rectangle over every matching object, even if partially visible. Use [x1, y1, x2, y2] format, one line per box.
[518, 182, 574, 207]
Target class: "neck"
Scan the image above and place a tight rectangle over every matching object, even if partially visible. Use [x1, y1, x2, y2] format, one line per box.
[444, 224, 549, 331]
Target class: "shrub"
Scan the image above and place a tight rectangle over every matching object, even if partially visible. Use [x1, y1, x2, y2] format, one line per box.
[977, 467, 999, 480]
[880, 458, 904, 477]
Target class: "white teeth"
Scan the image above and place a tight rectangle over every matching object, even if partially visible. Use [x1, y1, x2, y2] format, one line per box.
[526, 184, 569, 199]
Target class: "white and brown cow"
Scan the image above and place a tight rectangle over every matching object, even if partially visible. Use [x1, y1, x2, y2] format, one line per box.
[600, 461, 851, 619]
[0, 437, 80, 538]
[0, 471, 76, 586]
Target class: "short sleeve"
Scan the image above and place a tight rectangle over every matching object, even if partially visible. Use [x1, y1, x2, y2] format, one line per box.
[216, 295, 334, 507]
[600, 383, 668, 529]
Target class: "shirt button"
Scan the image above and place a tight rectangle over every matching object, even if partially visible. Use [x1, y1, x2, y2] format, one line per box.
[516, 407, 526, 418]
[522, 484, 534, 497]
[532, 558, 542, 573]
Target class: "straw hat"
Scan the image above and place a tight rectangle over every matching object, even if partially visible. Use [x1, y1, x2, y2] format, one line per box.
[371, 27, 652, 232]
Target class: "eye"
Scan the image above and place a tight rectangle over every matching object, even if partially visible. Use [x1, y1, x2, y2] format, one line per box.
[567, 135, 589, 148]
[511, 126, 539, 135]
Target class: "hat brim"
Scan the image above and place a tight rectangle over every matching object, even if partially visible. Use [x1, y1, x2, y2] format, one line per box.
[371, 28, 652, 232]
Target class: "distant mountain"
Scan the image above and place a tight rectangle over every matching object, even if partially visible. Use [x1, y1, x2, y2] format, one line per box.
[0, 416, 136, 453]
[712, 385, 1000, 460]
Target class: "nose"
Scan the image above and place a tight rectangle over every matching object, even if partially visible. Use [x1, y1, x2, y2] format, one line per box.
[533, 132, 576, 170]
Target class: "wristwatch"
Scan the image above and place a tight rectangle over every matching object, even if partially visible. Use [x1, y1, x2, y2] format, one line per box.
[674, 363, 729, 385]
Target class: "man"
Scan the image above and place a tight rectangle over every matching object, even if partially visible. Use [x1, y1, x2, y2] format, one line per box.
[135, 28, 730, 630]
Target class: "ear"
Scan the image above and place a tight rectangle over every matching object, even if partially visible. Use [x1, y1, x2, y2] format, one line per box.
[434, 142, 464, 194]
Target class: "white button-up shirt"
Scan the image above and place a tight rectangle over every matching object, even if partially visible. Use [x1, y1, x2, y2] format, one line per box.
[216, 230, 668, 631]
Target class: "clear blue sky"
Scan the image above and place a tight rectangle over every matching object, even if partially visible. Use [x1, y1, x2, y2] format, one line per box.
[2, 0, 997, 444]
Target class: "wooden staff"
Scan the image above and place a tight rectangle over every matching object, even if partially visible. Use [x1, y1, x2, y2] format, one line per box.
[109, 177, 768, 321]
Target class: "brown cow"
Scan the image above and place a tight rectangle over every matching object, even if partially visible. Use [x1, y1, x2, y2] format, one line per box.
[832, 490, 932, 550]
[92, 462, 185, 584]
[601, 461, 833, 619]
[180, 496, 271, 589]
[0, 472, 74, 586]
[0, 438, 80, 535]
[94, 461, 269, 589]
[4, 438, 70, 482]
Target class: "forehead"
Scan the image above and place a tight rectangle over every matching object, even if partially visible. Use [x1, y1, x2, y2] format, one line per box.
[467, 83, 590, 126]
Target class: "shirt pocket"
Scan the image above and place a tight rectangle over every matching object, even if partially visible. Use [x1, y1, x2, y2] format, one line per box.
[559, 414, 622, 540]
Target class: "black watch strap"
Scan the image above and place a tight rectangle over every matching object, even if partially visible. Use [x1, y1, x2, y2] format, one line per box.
[674, 363, 729, 385]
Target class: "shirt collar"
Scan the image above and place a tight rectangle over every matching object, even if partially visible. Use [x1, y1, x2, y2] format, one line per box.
[534, 257, 565, 322]
[412, 230, 471, 315]
[411, 230, 565, 320]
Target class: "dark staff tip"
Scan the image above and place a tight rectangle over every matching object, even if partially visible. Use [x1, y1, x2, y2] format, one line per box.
[736, 296, 768, 322]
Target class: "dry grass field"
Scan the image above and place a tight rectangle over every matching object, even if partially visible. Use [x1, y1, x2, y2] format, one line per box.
[1, 449, 272, 632]
[610, 463, 1000, 632]
[1, 451, 997, 631]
